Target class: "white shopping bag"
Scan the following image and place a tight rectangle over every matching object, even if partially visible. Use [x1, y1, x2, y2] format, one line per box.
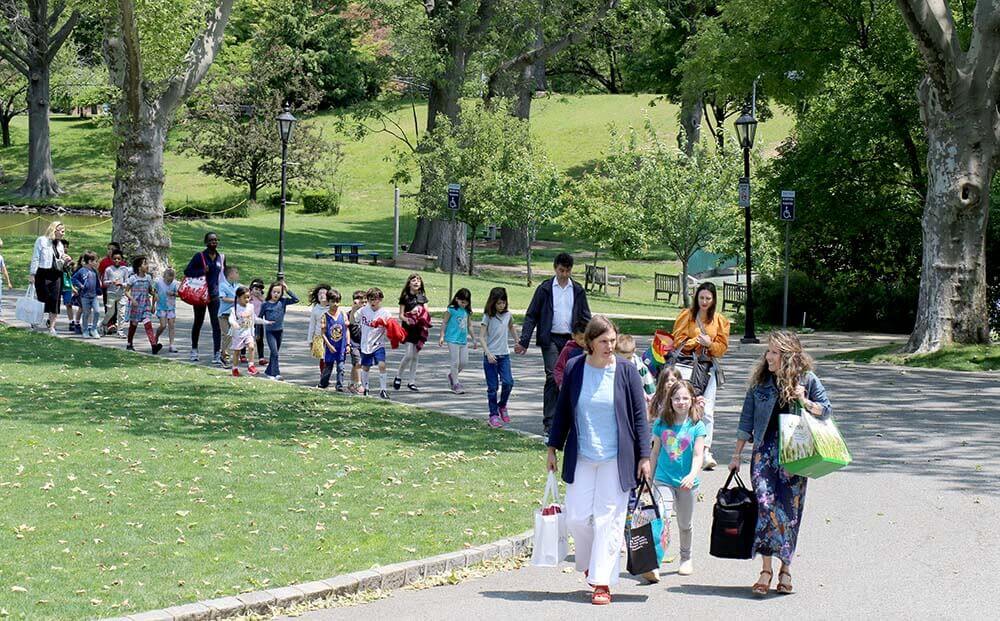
[15, 285, 45, 327]
[530, 472, 568, 567]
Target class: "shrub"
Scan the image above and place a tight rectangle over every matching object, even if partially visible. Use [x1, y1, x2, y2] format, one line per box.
[300, 189, 340, 215]
[164, 196, 250, 219]
[266, 190, 295, 209]
[753, 271, 917, 333]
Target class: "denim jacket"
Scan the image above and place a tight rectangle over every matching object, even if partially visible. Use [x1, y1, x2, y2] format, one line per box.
[737, 371, 832, 449]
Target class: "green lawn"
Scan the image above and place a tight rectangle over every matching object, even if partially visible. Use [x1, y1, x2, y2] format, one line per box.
[825, 343, 1000, 372]
[0, 327, 547, 620]
[0, 95, 796, 316]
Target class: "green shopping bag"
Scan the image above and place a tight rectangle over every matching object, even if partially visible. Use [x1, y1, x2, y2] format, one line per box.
[779, 404, 851, 478]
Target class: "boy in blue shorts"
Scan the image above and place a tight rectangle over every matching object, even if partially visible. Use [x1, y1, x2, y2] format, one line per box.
[358, 287, 392, 399]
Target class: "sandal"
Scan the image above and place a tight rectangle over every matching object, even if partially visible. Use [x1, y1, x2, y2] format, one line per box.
[591, 585, 611, 605]
[752, 569, 773, 597]
[776, 569, 793, 594]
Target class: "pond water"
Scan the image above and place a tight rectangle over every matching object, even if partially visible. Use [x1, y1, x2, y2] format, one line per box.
[0, 212, 109, 237]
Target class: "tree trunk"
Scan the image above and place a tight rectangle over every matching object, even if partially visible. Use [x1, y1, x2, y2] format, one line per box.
[427, 217, 468, 272]
[678, 94, 703, 155]
[111, 105, 171, 273]
[906, 79, 994, 352]
[680, 258, 690, 308]
[17, 63, 62, 197]
[468, 225, 477, 275]
[513, 63, 534, 120]
[526, 232, 533, 286]
[410, 216, 431, 254]
[499, 224, 530, 255]
[1, 114, 10, 147]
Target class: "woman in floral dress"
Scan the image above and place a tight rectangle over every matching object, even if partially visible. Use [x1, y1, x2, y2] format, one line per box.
[728, 331, 832, 596]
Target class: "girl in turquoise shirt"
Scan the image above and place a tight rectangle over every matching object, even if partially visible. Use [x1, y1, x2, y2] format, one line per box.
[439, 288, 473, 393]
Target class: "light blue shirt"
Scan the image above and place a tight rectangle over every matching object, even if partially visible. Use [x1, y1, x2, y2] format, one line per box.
[444, 305, 470, 345]
[218, 279, 238, 316]
[575, 361, 618, 462]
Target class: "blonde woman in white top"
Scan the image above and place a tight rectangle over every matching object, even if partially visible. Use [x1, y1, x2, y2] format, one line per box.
[28, 221, 72, 334]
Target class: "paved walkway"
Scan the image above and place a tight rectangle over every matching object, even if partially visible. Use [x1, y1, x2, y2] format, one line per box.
[4, 291, 999, 618]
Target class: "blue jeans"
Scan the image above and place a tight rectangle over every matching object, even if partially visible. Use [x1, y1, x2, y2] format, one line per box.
[80, 296, 100, 332]
[265, 329, 283, 377]
[483, 354, 514, 416]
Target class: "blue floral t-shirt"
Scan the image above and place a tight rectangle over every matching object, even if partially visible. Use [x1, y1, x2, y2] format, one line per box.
[652, 417, 707, 488]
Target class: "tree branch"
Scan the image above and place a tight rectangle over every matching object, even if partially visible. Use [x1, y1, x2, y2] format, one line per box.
[894, 0, 962, 99]
[45, 8, 79, 64]
[159, 0, 236, 118]
[0, 44, 28, 76]
[967, 0, 1000, 105]
[47, 0, 66, 31]
[469, 0, 498, 42]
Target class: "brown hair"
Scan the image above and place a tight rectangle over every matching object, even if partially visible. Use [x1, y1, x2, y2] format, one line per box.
[749, 330, 815, 405]
[689, 282, 718, 322]
[657, 380, 703, 425]
[615, 333, 636, 355]
[649, 366, 684, 422]
[366, 287, 384, 301]
[583, 315, 618, 354]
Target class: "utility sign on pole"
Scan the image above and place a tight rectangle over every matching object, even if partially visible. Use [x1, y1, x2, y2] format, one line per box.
[738, 177, 751, 208]
[447, 183, 461, 301]
[780, 190, 796, 221]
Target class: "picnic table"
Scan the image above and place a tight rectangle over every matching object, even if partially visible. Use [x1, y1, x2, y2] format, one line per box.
[314, 242, 380, 265]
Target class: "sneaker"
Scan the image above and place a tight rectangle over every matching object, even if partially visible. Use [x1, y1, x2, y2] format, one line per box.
[448, 372, 454, 388]
[190, 349, 199, 362]
[239, 355, 248, 364]
[703, 450, 718, 471]
[275, 375, 283, 381]
[488, 415, 503, 428]
[363, 389, 370, 397]
[642, 569, 660, 583]
[247, 364, 258, 375]
[168, 345, 178, 353]
[151, 343, 163, 355]
[212, 353, 222, 366]
[451, 382, 464, 395]
[392, 377, 401, 390]
[265, 374, 278, 381]
[678, 559, 694, 575]
[126, 344, 135, 351]
[378, 390, 390, 400]
[258, 358, 266, 366]
[336, 385, 345, 392]
[499, 406, 510, 423]
[232, 368, 240, 377]
[407, 383, 420, 392]
[48, 327, 58, 336]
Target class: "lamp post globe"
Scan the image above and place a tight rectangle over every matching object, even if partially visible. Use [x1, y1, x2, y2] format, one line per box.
[276, 104, 297, 281]
[735, 108, 759, 344]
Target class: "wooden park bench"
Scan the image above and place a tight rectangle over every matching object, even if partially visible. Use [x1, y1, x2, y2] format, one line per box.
[585, 264, 626, 297]
[654, 273, 681, 303]
[722, 281, 747, 313]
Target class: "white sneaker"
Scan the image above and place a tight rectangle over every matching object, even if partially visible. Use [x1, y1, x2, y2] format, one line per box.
[703, 450, 718, 471]
[189, 349, 199, 362]
[678, 559, 694, 575]
[642, 569, 660, 583]
[48, 327, 57, 336]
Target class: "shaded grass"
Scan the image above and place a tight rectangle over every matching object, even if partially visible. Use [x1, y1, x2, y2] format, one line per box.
[825, 343, 1000, 372]
[0, 326, 547, 620]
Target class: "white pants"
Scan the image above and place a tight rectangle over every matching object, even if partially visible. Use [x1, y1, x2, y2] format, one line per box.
[565, 457, 629, 586]
[448, 343, 468, 380]
[396, 342, 419, 383]
[702, 369, 717, 448]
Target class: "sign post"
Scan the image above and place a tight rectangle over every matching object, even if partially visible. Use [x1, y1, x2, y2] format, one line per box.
[779, 190, 796, 328]
[447, 183, 461, 301]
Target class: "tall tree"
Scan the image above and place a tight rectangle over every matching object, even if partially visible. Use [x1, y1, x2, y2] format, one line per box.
[894, 0, 997, 351]
[0, 0, 79, 197]
[0, 60, 26, 147]
[103, 0, 235, 271]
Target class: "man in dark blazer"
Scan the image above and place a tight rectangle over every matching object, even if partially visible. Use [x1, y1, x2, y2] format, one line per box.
[515, 252, 591, 434]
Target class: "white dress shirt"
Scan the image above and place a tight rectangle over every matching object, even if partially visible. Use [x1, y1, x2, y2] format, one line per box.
[551, 276, 574, 334]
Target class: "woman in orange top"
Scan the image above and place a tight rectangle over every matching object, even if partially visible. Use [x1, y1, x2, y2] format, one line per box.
[671, 282, 730, 469]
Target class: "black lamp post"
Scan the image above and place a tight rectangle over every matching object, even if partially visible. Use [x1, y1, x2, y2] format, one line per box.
[734, 109, 759, 344]
[276, 104, 297, 280]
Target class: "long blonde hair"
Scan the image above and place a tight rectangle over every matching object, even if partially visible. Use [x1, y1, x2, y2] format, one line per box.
[749, 330, 815, 405]
[653, 379, 703, 426]
[44, 220, 63, 239]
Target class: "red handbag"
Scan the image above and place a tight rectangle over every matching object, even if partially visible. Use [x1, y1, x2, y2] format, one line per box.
[178, 253, 209, 306]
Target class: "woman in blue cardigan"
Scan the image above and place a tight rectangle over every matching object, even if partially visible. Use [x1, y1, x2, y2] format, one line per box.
[546, 315, 651, 606]
[729, 330, 832, 597]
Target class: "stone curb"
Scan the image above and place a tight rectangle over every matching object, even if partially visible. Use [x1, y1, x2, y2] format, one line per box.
[104, 530, 533, 621]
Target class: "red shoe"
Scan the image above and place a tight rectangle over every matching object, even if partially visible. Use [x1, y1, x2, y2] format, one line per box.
[240, 355, 248, 363]
[591, 586, 611, 605]
[232, 368, 240, 377]
[247, 364, 258, 375]
[258, 358, 266, 366]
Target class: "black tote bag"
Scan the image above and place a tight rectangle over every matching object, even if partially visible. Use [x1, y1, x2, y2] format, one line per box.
[709, 470, 758, 560]
[625, 479, 662, 575]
